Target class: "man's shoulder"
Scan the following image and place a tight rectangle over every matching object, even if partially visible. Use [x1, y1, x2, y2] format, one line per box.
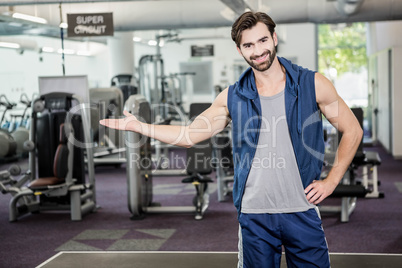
[279, 56, 315, 82]
[214, 87, 229, 106]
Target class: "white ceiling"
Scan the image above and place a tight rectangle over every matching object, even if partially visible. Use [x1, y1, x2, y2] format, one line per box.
[0, 0, 401, 41]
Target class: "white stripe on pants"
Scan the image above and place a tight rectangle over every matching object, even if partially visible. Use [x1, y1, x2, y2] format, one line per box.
[238, 224, 243, 268]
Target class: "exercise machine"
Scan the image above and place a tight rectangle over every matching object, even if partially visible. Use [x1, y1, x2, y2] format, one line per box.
[0, 164, 34, 220]
[89, 87, 126, 165]
[213, 125, 234, 202]
[111, 74, 138, 104]
[360, 150, 383, 198]
[0, 94, 17, 162]
[319, 153, 369, 223]
[125, 95, 213, 220]
[10, 93, 32, 157]
[319, 107, 382, 222]
[138, 49, 195, 171]
[1, 92, 96, 222]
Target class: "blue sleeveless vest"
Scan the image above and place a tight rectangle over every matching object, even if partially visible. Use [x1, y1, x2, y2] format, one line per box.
[227, 57, 325, 218]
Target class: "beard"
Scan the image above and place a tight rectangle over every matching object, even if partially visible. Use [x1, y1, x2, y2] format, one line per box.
[243, 48, 276, 72]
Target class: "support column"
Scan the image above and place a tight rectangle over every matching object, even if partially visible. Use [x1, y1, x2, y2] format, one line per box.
[107, 32, 135, 80]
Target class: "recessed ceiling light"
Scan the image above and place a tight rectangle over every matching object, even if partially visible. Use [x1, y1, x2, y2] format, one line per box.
[42, 47, 54, 53]
[148, 40, 157, 46]
[57, 48, 75, 55]
[0, 41, 21, 49]
[77, 50, 92, 56]
[59, 22, 68, 29]
[12, 13, 47, 24]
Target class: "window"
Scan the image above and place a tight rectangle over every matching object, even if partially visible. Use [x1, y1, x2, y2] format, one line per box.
[318, 23, 370, 139]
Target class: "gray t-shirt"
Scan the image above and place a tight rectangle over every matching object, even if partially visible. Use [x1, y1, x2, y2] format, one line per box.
[241, 90, 315, 214]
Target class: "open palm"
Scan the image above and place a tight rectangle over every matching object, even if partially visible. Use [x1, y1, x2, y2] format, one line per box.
[99, 110, 141, 132]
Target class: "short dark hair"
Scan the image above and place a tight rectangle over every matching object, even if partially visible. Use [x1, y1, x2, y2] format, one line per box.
[231, 12, 276, 48]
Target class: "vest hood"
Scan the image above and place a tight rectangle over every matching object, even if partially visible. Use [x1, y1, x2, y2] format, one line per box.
[236, 56, 300, 100]
[235, 56, 303, 133]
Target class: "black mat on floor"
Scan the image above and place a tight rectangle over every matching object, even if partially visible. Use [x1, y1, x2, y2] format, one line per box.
[38, 252, 402, 268]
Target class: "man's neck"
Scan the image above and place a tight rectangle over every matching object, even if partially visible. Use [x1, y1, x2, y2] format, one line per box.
[253, 57, 286, 97]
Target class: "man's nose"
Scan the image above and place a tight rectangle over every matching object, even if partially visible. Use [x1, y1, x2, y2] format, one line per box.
[253, 43, 264, 56]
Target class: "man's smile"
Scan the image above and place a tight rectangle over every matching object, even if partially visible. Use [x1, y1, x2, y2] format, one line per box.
[251, 51, 269, 63]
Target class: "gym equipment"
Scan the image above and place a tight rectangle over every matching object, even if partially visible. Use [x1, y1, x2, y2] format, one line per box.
[1, 92, 96, 222]
[138, 53, 194, 171]
[338, 108, 383, 199]
[181, 103, 214, 219]
[89, 87, 126, 165]
[320, 154, 369, 223]
[0, 164, 35, 221]
[213, 126, 234, 202]
[360, 150, 383, 198]
[138, 34, 191, 122]
[0, 164, 40, 224]
[346, 108, 383, 198]
[0, 94, 17, 161]
[162, 72, 195, 120]
[10, 93, 32, 157]
[111, 74, 138, 104]
[0, 94, 16, 129]
[125, 95, 213, 220]
[319, 107, 382, 222]
[0, 131, 17, 159]
[138, 48, 161, 104]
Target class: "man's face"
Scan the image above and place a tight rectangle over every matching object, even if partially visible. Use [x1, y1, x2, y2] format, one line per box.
[237, 22, 278, 72]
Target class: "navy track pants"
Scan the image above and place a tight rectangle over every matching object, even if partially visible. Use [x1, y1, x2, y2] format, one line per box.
[238, 208, 330, 268]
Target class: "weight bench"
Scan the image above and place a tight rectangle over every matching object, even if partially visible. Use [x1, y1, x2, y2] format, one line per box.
[319, 107, 381, 222]
[343, 108, 383, 198]
[319, 150, 371, 223]
[319, 179, 370, 223]
[360, 151, 383, 198]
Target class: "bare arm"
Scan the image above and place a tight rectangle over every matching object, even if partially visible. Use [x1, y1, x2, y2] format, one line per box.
[305, 73, 363, 204]
[99, 88, 231, 148]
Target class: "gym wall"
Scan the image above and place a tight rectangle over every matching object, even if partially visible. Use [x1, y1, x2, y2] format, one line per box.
[366, 20, 402, 159]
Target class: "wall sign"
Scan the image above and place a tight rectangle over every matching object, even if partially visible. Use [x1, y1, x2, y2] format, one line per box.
[67, 13, 114, 37]
[191, 45, 214, 57]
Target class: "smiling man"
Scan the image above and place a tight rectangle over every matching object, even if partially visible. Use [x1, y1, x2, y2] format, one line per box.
[100, 11, 363, 268]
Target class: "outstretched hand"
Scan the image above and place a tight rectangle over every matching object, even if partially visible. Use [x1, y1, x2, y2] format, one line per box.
[99, 110, 141, 132]
[304, 179, 338, 205]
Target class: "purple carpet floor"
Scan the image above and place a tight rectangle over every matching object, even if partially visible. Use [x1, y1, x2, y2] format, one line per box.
[0, 145, 401, 267]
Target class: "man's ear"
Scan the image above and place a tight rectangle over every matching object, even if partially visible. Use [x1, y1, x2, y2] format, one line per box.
[236, 45, 242, 56]
[273, 32, 278, 47]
